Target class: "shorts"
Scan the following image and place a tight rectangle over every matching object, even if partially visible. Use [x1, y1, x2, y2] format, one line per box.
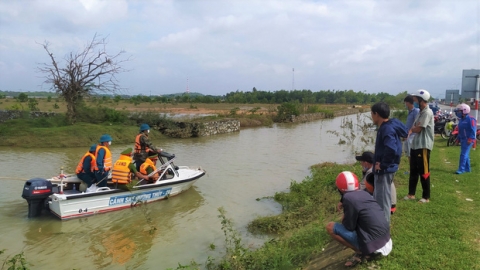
[333, 223, 359, 250]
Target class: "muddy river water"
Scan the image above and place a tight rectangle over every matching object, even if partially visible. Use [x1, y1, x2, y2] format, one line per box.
[0, 114, 372, 269]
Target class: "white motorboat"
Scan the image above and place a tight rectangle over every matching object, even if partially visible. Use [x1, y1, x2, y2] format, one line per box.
[21, 153, 205, 220]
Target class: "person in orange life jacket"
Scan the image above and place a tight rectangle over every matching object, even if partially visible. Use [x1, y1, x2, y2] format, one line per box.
[112, 148, 149, 184]
[76, 144, 97, 188]
[134, 124, 162, 171]
[94, 134, 113, 187]
[139, 153, 160, 183]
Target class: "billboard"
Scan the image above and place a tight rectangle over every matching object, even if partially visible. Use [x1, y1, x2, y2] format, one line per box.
[461, 69, 480, 100]
[445, 89, 460, 105]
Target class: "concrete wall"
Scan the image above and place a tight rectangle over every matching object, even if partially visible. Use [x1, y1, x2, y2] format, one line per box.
[159, 119, 240, 138]
[0, 110, 56, 122]
[197, 119, 240, 136]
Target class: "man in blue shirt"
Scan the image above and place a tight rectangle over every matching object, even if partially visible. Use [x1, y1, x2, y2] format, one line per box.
[404, 95, 420, 160]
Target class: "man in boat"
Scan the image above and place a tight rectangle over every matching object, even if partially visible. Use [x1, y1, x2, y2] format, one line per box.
[139, 153, 161, 183]
[93, 134, 113, 187]
[133, 124, 162, 171]
[326, 171, 392, 267]
[76, 144, 97, 189]
[112, 148, 149, 185]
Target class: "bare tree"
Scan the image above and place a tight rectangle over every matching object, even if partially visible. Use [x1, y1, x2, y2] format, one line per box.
[38, 34, 130, 123]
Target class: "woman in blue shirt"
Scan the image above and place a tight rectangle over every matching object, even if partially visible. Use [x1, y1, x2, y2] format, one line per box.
[455, 103, 477, 174]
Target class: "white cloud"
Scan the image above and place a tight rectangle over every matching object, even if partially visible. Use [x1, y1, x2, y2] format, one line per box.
[0, 0, 479, 97]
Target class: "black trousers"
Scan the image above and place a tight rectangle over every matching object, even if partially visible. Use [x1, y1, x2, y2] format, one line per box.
[409, 148, 431, 199]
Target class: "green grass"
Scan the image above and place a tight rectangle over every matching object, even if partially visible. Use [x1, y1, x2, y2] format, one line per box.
[191, 137, 480, 270]
[0, 117, 147, 148]
[378, 138, 480, 270]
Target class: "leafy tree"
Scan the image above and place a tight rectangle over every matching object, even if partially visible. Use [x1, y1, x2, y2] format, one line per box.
[17, 93, 28, 102]
[47, 95, 52, 102]
[113, 95, 122, 104]
[38, 34, 130, 123]
[28, 98, 39, 111]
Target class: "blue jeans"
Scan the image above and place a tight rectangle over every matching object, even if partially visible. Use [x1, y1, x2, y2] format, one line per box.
[333, 223, 359, 250]
[458, 140, 473, 173]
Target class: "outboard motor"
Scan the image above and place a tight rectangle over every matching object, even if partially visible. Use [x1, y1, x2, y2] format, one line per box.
[22, 178, 53, 218]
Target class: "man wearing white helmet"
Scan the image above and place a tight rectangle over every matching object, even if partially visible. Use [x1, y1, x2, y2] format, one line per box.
[326, 171, 392, 267]
[404, 89, 434, 203]
[454, 103, 477, 174]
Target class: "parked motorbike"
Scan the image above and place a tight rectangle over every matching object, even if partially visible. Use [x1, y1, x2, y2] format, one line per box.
[435, 118, 455, 139]
[447, 125, 459, 147]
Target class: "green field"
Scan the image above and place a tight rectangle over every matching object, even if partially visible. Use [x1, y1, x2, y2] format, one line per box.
[187, 137, 480, 270]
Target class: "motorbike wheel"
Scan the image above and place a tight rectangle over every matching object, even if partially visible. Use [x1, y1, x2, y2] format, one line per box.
[447, 136, 454, 146]
[441, 131, 448, 139]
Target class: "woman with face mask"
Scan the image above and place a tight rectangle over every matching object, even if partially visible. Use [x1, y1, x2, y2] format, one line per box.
[455, 104, 477, 174]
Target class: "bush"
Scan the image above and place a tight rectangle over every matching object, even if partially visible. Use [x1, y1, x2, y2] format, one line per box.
[76, 105, 130, 124]
[275, 101, 301, 122]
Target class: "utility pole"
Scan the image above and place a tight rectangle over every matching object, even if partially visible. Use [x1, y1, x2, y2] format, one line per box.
[465, 74, 480, 121]
[292, 68, 295, 91]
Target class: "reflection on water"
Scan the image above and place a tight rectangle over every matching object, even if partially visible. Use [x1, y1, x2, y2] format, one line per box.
[20, 188, 204, 269]
[0, 114, 373, 269]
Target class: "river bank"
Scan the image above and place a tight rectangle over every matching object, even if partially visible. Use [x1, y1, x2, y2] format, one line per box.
[193, 137, 480, 270]
[0, 104, 362, 147]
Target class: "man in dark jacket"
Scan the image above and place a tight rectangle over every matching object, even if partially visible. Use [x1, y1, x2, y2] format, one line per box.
[326, 171, 392, 267]
[371, 102, 408, 223]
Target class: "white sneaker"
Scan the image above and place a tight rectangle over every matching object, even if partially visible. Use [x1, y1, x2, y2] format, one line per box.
[86, 185, 97, 193]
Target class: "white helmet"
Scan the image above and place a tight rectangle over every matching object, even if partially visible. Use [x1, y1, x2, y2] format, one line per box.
[411, 89, 431, 102]
[456, 103, 470, 114]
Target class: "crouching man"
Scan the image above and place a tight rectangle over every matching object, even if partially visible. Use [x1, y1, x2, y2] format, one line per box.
[326, 171, 392, 267]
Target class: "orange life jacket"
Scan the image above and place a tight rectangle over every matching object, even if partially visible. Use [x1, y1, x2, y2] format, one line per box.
[140, 158, 158, 178]
[75, 152, 96, 174]
[112, 155, 133, 184]
[134, 133, 150, 154]
[94, 145, 112, 172]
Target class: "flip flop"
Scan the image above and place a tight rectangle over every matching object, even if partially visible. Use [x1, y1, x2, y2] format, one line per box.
[345, 253, 363, 267]
[364, 252, 382, 261]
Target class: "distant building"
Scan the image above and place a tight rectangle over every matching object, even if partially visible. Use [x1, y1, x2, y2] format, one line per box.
[461, 69, 480, 101]
[445, 89, 460, 105]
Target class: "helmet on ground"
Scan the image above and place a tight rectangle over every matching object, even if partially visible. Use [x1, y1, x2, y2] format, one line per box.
[335, 171, 359, 192]
[411, 89, 431, 102]
[140, 124, 150, 132]
[99, 134, 112, 143]
[89, 144, 97, 152]
[456, 103, 470, 114]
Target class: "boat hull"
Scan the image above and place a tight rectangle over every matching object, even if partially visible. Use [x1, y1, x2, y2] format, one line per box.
[49, 175, 202, 220]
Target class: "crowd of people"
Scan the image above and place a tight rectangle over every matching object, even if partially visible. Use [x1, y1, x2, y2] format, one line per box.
[75, 124, 163, 192]
[326, 89, 477, 267]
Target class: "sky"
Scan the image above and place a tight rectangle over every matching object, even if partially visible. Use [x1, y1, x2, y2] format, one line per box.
[1, 0, 480, 99]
